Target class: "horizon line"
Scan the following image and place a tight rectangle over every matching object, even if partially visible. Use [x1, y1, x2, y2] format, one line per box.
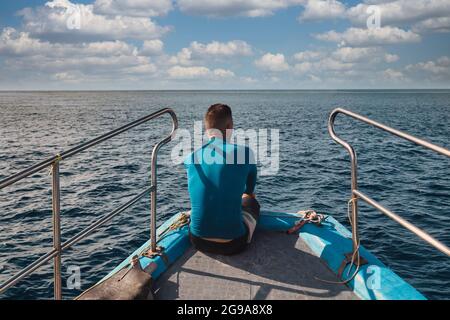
[1, 88, 450, 92]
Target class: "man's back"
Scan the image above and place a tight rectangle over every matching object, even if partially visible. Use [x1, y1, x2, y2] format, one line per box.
[185, 137, 257, 240]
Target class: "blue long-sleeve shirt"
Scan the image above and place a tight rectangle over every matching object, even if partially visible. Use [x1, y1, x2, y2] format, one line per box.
[184, 137, 257, 239]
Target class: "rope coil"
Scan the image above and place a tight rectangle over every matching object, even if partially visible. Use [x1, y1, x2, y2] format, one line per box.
[287, 210, 326, 234]
[298, 209, 326, 225]
[158, 212, 190, 240]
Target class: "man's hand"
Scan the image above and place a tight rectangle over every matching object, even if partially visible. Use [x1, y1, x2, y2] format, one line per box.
[242, 193, 256, 199]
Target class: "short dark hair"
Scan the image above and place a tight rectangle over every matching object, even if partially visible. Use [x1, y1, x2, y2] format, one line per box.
[204, 103, 232, 134]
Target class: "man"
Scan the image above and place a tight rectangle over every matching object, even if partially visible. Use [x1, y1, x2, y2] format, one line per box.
[184, 103, 260, 255]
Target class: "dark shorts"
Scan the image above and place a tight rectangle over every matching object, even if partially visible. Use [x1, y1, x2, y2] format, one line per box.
[189, 196, 260, 256]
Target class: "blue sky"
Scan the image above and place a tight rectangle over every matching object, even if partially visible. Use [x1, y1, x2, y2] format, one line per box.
[0, 0, 449, 90]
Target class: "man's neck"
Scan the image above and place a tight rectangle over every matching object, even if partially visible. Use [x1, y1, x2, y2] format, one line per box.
[208, 133, 228, 142]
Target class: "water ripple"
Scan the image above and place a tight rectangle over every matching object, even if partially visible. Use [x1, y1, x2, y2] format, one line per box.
[0, 90, 449, 299]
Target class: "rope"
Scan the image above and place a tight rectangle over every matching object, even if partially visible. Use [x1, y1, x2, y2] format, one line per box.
[298, 210, 326, 225]
[314, 198, 361, 285]
[346, 198, 361, 277]
[137, 212, 191, 258]
[286, 210, 327, 234]
[157, 212, 190, 240]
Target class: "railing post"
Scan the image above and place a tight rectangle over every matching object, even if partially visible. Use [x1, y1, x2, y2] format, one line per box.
[150, 146, 158, 253]
[147, 109, 178, 257]
[328, 110, 363, 263]
[349, 152, 359, 253]
[51, 161, 62, 300]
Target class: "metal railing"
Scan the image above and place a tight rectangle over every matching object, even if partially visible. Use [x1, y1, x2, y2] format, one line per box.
[328, 108, 450, 257]
[0, 108, 178, 299]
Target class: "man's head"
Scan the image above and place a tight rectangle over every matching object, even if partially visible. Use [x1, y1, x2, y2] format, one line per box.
[204, 103, 233, 140]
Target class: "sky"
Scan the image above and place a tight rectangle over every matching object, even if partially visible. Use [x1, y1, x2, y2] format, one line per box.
[0, 0, 449, 90]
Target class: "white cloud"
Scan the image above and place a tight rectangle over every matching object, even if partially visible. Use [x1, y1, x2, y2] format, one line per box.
[241, 76, 258, 83]
[140, 39, 164, 55]
[347, 0, 450, 27]
[190, 40, 253, 57]
[93, 0, 173, 17]
[308, 74, 321, 82]
[293, 50, 323, 61]
[212, 68, 236, 78]
[0, 26, 242, 86]
[167, 65, 235, 79]
[167, 40, 253, 66]
[18, 0, 170, 42]
[123, 63, 157, 74]
[0, 0, 448, 89]
[406, 56, 450, 75]
[300, 0, 450, 40]
[0, 27, 50, 56]
[255, 53, 289, 72]
[382, 68, 405, 81]
[0, 28, 137, 57]
[299, 0, 346, 21]
[177, 0, 303, 18]
[331, 46, 398, 63]
[174, 0, 450, 30]
[315, 26, 421, 47]
[52, 71, 79, 82]
[315, 57, 354, 71]
[0, 27, 158, 82]
[167, 48, 193, 66]
[292, 45, 401, 84]
[293, 61, 313, 73]
[331, 47, 379, 62]
[412, 17, 450, 34]
[384, 53, 399, 63]
[293, 57, 353, 77]
[379, 56, 450, 85]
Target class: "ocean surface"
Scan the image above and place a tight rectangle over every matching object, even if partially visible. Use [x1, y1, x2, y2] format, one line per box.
[0, 90, 449, 300]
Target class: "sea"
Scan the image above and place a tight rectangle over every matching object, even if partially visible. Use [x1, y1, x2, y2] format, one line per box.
[0, 90, 449, 299]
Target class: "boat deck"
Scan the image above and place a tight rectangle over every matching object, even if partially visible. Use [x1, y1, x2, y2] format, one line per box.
[154, 229, 358, 300]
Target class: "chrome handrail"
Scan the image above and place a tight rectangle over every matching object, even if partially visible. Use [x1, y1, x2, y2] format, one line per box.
[0, 108, 178, 299]
[328, 108, 450, 257]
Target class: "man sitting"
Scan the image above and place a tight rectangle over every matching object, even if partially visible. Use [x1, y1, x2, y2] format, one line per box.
[184, 103, 260, 255]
